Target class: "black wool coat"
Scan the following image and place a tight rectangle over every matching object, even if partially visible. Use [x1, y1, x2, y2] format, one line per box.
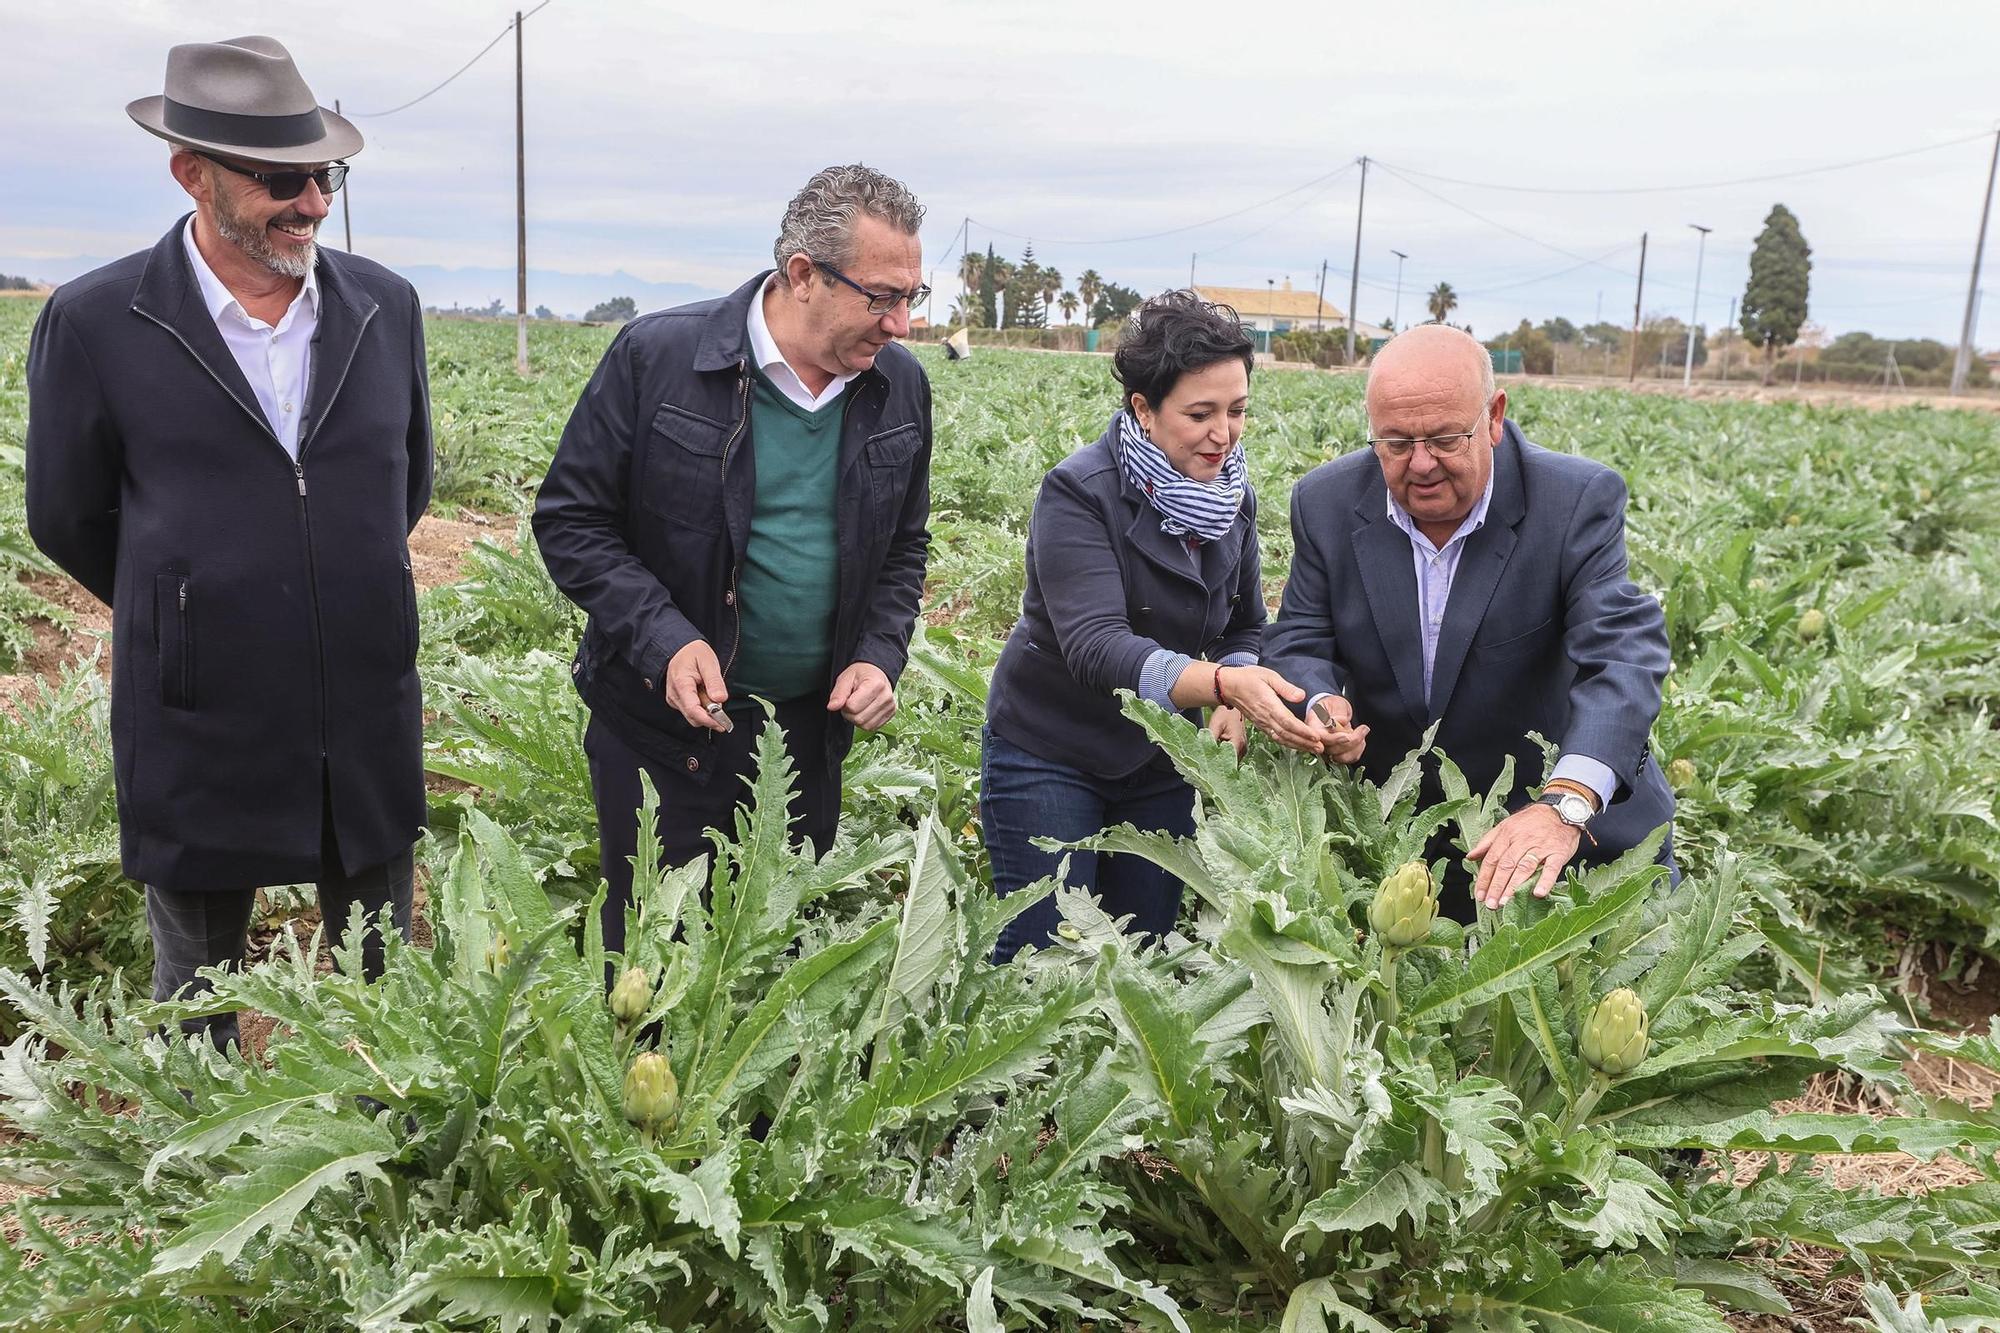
[25, 217, 433, 892]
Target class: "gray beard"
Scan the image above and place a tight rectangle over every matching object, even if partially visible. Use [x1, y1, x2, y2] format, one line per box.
[212, 199, 317, 280]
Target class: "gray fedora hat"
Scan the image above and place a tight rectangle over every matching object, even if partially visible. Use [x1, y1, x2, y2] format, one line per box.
[128, 35, 362, 164]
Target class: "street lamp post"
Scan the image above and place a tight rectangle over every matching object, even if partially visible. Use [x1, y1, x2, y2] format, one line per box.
[1683, 223, 1711, 389]
[1390, 249, 1408, 332]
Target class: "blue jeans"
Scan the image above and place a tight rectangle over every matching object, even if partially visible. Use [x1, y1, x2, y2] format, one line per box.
[982, 724, 1197, 964]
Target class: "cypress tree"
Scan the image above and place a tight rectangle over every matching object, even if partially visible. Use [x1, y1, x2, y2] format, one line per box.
[1740, 204, 1812, 362]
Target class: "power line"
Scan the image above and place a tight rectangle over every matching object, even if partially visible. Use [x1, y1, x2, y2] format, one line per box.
[969, 157, 1359, 247]
[1379, 130, 1994, 196]
[347, 0, 551, 118]
[1373, 162, 1639, 277]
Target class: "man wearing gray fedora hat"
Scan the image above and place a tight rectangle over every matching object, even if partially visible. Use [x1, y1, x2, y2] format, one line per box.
[25, 36, 433, 1050]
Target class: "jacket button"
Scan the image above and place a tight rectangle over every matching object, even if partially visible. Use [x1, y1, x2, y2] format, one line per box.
[685, 757, 700, 772]
[571, 661, 581, 676]
[724, 590, 736, 606]
[642, 678, 654, 691]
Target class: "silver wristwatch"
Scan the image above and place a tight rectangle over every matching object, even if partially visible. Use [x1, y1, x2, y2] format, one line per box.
[1536, 790, 1595, 829]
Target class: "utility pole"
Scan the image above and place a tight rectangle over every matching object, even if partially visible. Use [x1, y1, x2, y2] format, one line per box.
[1950, 128, 1999, 395]
[1315, 259, 1328, 331]
[1345, 155, 1369, 364]
[334, 99, 353, 252]
[1683, 223, 1710, 389]
[514, 9, 529, 375]
[1189, 253, 1197, 288]
[1391, 249, 1408, 332]
[1627, 232, 1647, 382]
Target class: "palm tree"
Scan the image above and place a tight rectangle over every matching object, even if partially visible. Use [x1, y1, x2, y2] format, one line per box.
[957, 252, 985, 328]
[1058, 290, 1080, 325]
[1077, 269, 1104, 319]
[1426, 282, 1458, 324]
[1041, 266, 1063, 315]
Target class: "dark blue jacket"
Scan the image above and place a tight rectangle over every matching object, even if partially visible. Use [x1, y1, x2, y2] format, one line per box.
[533, 273, 931, 785]
[986, 419, 1265, 779]
[25, 218, 432, 892]
[1261, 422, 1674, 863]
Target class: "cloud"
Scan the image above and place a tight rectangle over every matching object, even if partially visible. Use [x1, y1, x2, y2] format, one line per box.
[2, 0, 1996, 342]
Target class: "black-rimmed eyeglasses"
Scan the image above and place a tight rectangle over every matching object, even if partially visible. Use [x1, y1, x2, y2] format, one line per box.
[814, 261, 929, 316]
[198, 152, 348, 202]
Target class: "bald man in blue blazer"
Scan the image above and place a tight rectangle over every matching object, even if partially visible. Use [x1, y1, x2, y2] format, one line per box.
[1262, 324, 1675, 921]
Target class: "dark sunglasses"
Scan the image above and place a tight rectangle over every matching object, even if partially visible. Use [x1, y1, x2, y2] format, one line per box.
[198, 152, 348, 201]
[814, 260, 929, 316]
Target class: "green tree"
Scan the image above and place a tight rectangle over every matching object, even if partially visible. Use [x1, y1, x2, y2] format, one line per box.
[957, 251, 987, 328]
[1058, 290, 1080, 324]
[1076, 268, 1103, 315]
[1740, 203, 1811, 364]
[1091, 282, 1142, 325]
[1494, 318, 1555, 374]
[1040, 265, 1063, 315]
[1425, 282, 1458, 323]
[1007, 244, 1047, 329]
[584, 296, 636, 323]
[978, 244, 1001, 328]
[1538, 316, 1579, 344]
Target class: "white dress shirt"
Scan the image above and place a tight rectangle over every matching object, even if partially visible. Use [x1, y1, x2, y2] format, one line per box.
[746, 279, 856, 412]
[1312, 471, 1616, 808]
[182, 218, 319, 460]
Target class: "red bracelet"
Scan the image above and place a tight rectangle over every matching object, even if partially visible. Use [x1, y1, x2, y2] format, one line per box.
[1213, 666, 1230, 707]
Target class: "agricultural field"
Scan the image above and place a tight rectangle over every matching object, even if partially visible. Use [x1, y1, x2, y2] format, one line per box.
[1, 300, 1999, 1329]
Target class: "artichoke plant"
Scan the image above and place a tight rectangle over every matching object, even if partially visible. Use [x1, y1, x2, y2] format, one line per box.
[623, 1051, 678, 1133]
[1368, 860, 1437, 949]
[1580, 987, 1649, 1077]
[610, 966, 651, 1026]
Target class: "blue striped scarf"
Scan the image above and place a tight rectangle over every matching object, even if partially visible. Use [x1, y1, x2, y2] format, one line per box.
[1116, 410, 1246, 544]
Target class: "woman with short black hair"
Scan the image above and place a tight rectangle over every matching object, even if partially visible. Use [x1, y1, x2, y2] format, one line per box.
[983, 291, 1325, 962]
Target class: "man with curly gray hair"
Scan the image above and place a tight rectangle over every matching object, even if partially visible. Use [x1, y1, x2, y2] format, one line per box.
[535, 164, 933, 956]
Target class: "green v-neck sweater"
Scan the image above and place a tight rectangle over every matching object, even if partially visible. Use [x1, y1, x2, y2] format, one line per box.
[731, 366, 844, 701]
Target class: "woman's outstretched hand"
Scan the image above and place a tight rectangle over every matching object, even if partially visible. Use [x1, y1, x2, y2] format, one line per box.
[1215, 665, 1324, 754]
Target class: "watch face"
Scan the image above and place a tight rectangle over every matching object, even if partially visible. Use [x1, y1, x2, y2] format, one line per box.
[1556, 793, 1593, 824]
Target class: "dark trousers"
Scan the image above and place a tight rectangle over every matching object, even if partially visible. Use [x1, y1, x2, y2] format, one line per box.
[147, 776, 414, 1051]
[981, 724, 1197, 964]
[586, 701, 838, 960]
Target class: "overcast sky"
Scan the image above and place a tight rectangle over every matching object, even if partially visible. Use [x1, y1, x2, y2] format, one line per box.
[4, 1, 1997, 342]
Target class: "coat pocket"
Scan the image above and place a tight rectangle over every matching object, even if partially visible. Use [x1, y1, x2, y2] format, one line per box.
[154, 572, 194, 710]
[401, 556, 418, 667]
[643, 402, 733, 531]
[1472, 614, 1554, 663]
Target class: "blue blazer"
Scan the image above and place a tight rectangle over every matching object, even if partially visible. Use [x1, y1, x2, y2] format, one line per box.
[986, 417, 1265, 779]
[1261, 421, 1674, 863]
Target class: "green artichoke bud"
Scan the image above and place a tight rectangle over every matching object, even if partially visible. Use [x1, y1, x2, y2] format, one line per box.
[1055, 922, 1082, 942]
[484, 931, 511, 973]
[1580, 988, 1649, 1077]
[1667, 757, 1697, 792]
[610, 966, 652, 1026]
[1746, 576, 1768, 592]
[623, 1052, 678, 1131]
[1368, 861, 1437, 948]
[1798, 608, 1827, 642]
[1784, 512, 1802, 528]
[1918, 485, 1934, 503]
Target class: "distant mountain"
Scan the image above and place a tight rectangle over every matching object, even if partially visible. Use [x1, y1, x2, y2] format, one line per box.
[0, 253, 723, 322]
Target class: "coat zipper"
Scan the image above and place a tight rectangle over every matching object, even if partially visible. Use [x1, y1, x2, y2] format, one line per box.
[294, 461, 328, 760]
[720, 359, 749, 676]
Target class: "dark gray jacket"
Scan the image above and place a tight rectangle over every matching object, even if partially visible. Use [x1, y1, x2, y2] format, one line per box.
[533, 273, 932, 785]
[986, 419, 1266, 778]
[25, 217, 432, 893]
[1261, 422, 1674, 862]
